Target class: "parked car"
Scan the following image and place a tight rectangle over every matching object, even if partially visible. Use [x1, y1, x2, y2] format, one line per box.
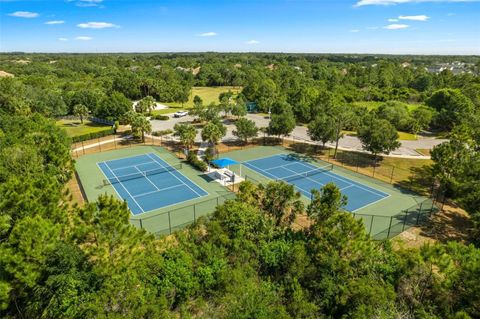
[173, 111, 188, 118]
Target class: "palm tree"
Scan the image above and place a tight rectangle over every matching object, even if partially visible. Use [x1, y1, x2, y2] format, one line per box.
[130, 114, 152, 142]
[136, 96, 156, 114]
[201, 121, 226, 156]
[174, 123, 197, 151]
[73, 104, 89, 124]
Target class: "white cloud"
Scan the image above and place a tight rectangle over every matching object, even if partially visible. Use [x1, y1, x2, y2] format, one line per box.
[349, 29, 360, 32]
[77, 22, 119, 29]
[76, 0, 103, 7]
[388, 18, 399, 22]
[45, 20, 65, 25]
[198, 32, 217, 37]
[58, 38, 68, 41]
[399, 15, 430, 21]
[384, 23, 410, 29]
[246, 40, 260, 44]
[8, 11, 39, 18]
[356, 0, 480, 6]
[75, 36, 93, 40]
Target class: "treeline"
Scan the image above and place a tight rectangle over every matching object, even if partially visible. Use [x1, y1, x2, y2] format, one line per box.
[0, 112, 479, 317]
[1, 53, 479, 125]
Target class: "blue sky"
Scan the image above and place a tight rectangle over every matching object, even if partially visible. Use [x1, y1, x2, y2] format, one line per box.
[1, 0, 479, 54]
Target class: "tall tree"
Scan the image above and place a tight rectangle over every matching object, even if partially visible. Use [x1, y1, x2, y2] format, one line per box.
[233, 118, 258, 144]
[268, 110, 296, 138]
[201, 119, 226, 154]
[174, 123, 197, 151]
[330, 104, 355, 158]
[308, 114, 336, 148]
[73, 104, 89, 124]
[357, 117, 401, 160]
[135, 96, 156, 114]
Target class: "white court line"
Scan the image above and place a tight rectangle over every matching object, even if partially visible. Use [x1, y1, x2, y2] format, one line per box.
[101, 161, 145, 214]
[111, 160, 157, 173]
[133, 183, 185, 199]
[246, 157, 391, 210]
[146, 153, 205, 197]
[133, 165, 160, 191]
[244, 161, 315, 196]
[263, 161, 306, 172]
[280, 165, 329, 189]
[294, 160, 389, 198]
[105, 153, 157, 167]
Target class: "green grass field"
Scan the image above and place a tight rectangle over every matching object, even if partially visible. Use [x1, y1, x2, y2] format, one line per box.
[56, 119, 112, 137]
[343, 129, 417, 141]
[154, 86, 242, 113]
[352, 101, 421, 112]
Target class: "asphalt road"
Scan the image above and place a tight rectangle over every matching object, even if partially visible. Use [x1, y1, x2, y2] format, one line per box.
[150, 112, 447, 158]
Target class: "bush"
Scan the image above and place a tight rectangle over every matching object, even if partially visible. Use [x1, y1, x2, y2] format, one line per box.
[152, 114, 169, 120]
[187, 151, 208, 172]
[71, 128, 115, 143]
[152, 129, 173, 137]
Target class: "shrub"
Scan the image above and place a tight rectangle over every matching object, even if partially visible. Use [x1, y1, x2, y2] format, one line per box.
[152, 129, 173, 137]
[152, 114, 169, 120]
[187, 151, 208, 172]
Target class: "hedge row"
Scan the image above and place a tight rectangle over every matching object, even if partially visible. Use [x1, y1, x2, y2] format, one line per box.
[71, 128, 115, 143]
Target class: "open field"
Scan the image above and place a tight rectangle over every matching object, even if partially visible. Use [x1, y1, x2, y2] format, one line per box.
[56, 119, 112, 137]
[157, 86, 242, 112]
[352, 101, 421, 112]
[343, 129, 418, 141]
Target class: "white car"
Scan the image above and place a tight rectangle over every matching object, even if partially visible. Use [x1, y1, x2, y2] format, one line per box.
[173, 111, 188, 118]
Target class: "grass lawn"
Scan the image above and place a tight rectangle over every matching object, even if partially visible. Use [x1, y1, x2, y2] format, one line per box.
[56, 119, 112, 137]
[352, 101, 421, 112]
[161, 86, 242, 110]
[343, 129, 417, 141]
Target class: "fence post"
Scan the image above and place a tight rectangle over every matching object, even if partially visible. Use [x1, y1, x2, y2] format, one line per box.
[81, 140, 85, 155]
[402, 210, 409, 232]
[168, 211, 172, 234]
[372, 163, 376, 178]
[139, 219, 143, 229]
[98, 137, 101, 152]
[369, 215, 374, 235]
[114, 134, 117, 149]
[390, 166, 395, 184]
[193, 203, 196, 221]
[415, 210, 421, 225]
[386, 216, 393, 238]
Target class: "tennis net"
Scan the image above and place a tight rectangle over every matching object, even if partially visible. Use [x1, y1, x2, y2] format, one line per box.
[277, 164, 333, 183]
[104, 163, 183, 185]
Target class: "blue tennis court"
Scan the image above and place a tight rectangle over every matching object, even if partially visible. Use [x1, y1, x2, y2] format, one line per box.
[98, 153, 208, 215]
[244, 154, 389, 212]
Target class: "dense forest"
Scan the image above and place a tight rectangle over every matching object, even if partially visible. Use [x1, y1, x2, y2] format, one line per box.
[0, 53, 480, 318]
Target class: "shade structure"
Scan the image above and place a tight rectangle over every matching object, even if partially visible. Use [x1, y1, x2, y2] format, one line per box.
[211, 158, 239, 168]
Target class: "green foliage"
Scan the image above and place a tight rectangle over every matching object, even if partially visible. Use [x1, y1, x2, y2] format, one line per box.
[375, 101, 412, 132]
[268, 110, 296, 137]
[95, 91, 131, 120]
[308, 114, 336, 147]
[201, 119, 227, 150]
[174, 123, 197, 150]
[232, 117, 258, 143]
[151, 114, 169, 120]
[2, 53, 480, 318]
[135, 95, 156, 114]
[122, 111, 152, 142]
[427, 88, 475, 130]
[186, 151, 208, 172]
[73, 104, 89, 124]
[357, 116, 401, 157]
